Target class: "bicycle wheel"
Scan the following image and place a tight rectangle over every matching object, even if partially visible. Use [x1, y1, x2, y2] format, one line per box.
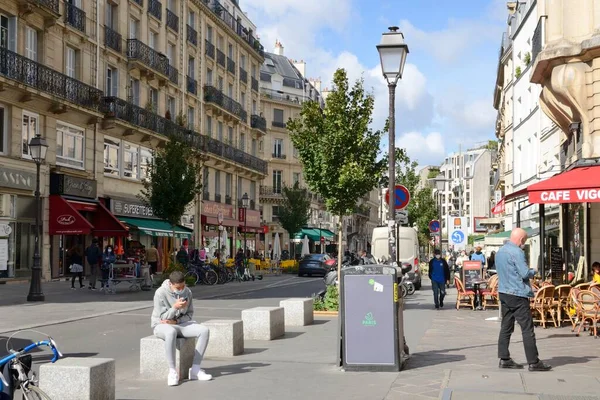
[184, 271, 199, 285]
[217, 269, 227, 284]
[22, 384, 52, 400]
[407, 283, 416, 295]
[227, 268, 235, 282]
[203, 270, 218, 285]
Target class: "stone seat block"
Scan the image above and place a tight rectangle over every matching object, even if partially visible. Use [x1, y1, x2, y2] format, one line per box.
[139, 335, 195, 381]
[39, 357, 115, 400]
[280, 298, 314, 326]
[203, 319, 244, 357]
[241, 306, 285, 340]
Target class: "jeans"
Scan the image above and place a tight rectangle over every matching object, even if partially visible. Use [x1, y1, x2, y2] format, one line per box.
[498, 293, 539, 364]
[431, 280, 446, 308]
[154, 322, 210, 369]
[88, 263, 98, 288]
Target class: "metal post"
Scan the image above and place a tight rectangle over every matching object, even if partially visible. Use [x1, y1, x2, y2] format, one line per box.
[243, 215, 247, 267]
[438, 190, 442, 252]
[27, 161, 44, 302]
[539, 204, 545, 280]
[319, 222, 323, 254]
[388, 83, 397, 263]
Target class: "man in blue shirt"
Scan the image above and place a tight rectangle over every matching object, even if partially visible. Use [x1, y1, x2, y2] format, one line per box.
[496, 228, 551, 372]
[428, 249, 450, 309]
[471, 246, 486, 267]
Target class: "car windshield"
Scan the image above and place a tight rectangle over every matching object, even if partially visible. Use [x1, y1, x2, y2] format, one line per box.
[303, 254, 324, 261]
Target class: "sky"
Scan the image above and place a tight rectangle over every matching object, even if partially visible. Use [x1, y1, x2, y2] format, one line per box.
[242, 0, 508, 167]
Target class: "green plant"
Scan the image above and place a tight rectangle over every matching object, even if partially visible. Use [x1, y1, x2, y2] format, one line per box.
[524, 52, 531, 66]
[515, 66, 522, 78]
[175, 111, 187, 127]
[185, 276, 197, 287]
[154, 262, 187, 287]
[313, 285, 339, 311]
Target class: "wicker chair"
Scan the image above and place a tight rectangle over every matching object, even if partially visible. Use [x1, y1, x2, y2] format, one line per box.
[481, 275, 499, 310]
[553, 285, 572, 326]
[454, 276, 475, 310]
[575, 290, 600, 337]
[530, 285, 557, 328]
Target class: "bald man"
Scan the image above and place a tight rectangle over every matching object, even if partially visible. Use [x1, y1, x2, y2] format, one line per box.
[495, 228, 551, 372]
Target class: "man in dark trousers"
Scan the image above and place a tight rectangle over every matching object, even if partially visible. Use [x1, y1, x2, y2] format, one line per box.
[428, 249, 450, 309]
[85, 238, 102, 290]
[496, 228, 551, 371]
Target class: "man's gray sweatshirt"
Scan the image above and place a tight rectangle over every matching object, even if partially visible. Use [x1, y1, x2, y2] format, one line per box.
[150, 279, 194, 328]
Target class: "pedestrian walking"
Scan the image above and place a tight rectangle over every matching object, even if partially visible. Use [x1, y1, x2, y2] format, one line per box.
[85, 238, 102, 290]
[69, 245, 84, 289]
[151, 270, 212, 386]
[100, 245, 116, 291]
[496, 227, 551, 371]
[146, 243, 159, 277]
[428, 249, 450, 309]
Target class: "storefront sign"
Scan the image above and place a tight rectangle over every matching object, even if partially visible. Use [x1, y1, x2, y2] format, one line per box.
[111, 199, 157, 219]
[245, 210, 261, 227]
[0, 167, 35, 191]
[530, 188, 600, 204]
[202, 201, 234, 220]
[50, 173, 97, 199]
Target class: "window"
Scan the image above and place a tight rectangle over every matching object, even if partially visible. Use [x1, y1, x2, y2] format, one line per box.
[167, 0, 176, 10]
[292, 144, 298, 158]
[206, 116, 212, 137]
[56, 122, 85, 168]
[123, 142, 139, 179]
[251, 64, 256, 79]
[149, 31, 158, 49]
[140, 147, 152, 180]
[0, 15, 16, 51]
[187, 107, 194, 129]
[217, 35, 223, 50]
[0, 104, 6, 154]
[228, 84, 233, 98]
[240, 92, 246, 108]
[25, 26, 37, 61]
[202, 168, 209, 195]
[272, 170, 282, 193]
[250, 181, 256, 203]
[206, 68, 213, 85]
[129, 18, 138, 39]
[218, 76, 223, 91]
[65, 47, 77, 78]
[465, 167, 470, 178]
[228, 43, 233, 58]
[149, 87, 158, 112]
[237, 177, 242, 200]
[167, 96, 175, 117]
[272, 205, 281, 220]
[273, 138, 283, 157]
[105, 4, 117, 29]
[225, 173, 232, 197]
[274, 108, 284, 123]
[240, 133, 245, 151]
[293, 172, 300, 185]
[206, 25, 213, 43]
[252, 100, 256, 114]
[129, 77, 140, 105]
[188, 57, 195, 78]
[104, 137, 120, 176]
[240, 54, 246, 69]
[21, 111, 38, 158]
[227, 126, 233, 144]
[188, 11, 195, 28]
[217, 122, 223, 141]
[106, 66, 119, 96]
[251, 139, 257, 156]
[215, 170, 221, 197]
[167, 44, 175, 65]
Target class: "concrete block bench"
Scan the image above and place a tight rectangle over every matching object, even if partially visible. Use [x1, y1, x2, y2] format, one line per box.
[280, 298, 314, 326]
[203, 319, 244, 357]
[140, 336, 195, 381]
[39, 358, 115, 400]
[241, 307, 285, 340]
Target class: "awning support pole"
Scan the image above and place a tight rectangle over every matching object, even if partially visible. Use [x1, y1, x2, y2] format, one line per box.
[539, 204, 545, 280]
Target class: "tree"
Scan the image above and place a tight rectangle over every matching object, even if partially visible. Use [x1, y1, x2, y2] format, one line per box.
[412, 187, 439, 246]
[139, 139, 203, 262]
[287, 68, 385, 276]
[278, 182, 311, 257]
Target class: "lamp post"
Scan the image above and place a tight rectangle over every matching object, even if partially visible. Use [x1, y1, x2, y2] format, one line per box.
[241, 192, 249, 266]
[318, 211, 323, 254]
[27, 134, 48, 302]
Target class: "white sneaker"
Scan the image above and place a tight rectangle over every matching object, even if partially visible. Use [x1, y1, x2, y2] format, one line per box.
[167, 370, 179, 386]
[189, 367, 213, 381]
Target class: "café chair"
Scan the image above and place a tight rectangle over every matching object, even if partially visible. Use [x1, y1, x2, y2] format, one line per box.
[575, 290, 600, 337]
[454, 276, 475, 310]
[530, 285, 557, 328]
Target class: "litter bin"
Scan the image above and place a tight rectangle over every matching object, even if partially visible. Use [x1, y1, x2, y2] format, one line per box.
[339, 265, 401, 371]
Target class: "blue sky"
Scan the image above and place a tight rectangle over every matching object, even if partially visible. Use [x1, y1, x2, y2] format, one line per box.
[243, 0, 507, 167]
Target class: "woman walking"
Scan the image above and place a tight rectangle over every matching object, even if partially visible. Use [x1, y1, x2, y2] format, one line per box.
[70, 245, 84, 289]
[100, 245, 116, 291]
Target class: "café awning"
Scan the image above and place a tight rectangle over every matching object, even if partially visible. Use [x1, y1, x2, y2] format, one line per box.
[48, 195, 128, 236]
[119, 217, 193, 239]
[527, 165, 600, 204]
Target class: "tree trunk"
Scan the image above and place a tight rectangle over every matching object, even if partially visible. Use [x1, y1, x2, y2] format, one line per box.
[336, 216, 343, 288]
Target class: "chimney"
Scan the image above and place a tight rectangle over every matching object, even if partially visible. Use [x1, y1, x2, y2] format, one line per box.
[274, 39, 284, 56]
[293, 59, 306, 78]
[309, 78, 322, 93]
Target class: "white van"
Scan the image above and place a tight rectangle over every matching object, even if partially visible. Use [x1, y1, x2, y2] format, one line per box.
[371, 226, 421, 289]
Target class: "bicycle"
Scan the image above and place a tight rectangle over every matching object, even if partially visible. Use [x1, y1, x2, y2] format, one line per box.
[1, 330, 63, 400]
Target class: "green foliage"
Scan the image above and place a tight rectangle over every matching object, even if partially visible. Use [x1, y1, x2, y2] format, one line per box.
[139, 139, 203, 228]
[524, 52, 531, 66]
[427, 168, 440, 179]
[153, 262, 187, 287]
[413, 187, 439, 245]
[278, 182, 311, 254]
[515, 66, 522, 78]
[487, 140, 499, 151]
[185, 276, 197, 287]
[287, 68, 385, 217]
[313, 285, 339, 311]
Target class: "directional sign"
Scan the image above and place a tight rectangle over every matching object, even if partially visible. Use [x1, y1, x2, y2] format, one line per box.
[448, 216, 468, 250]
[384, 185, 411, 210]
[428, 220, 440, 233]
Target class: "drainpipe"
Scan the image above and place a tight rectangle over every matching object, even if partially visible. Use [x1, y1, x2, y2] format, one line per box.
[93, 0, 100, 179]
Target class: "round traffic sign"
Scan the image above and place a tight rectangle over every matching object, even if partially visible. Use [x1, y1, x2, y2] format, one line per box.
[384, 185, 411, 210]
[429, 220, 440, 233]
[451, 230, 465, 244]
[320, 236, 325, 243]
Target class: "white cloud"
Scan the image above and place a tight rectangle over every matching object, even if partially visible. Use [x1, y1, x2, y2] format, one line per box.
[396, 132, 446, 165]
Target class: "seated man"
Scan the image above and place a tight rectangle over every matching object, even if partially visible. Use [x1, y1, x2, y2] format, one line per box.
[151, 271, 212, 386]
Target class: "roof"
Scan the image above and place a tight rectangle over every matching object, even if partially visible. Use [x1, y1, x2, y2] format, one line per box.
[261, 52, 302, 81]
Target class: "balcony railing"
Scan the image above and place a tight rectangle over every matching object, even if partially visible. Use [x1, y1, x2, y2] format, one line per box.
[251, 77, 258, 92]
[532, 18, 542, 65]
[126, 39, 169, 77]
[250, 114, 266, 133]
[100, 96, 206, 151]
[206, 136, 267, 175]
[260, 186, 282, 196]
[262, 87, 308, 105]
[167, 65, 178, 84]
[216, 49, 225, 67]
[64, 1, 86, 33]
[272, 153, 286, 159]
[166, 9, 179, 32]
[239, 67, 247, 83]
[215, 194, 222, 203]
[29, 0, 60, 16]
[225, 195, 232, 205]
[104, 26, 122, 53]
[0, 47, 103, 111]
[272, 120, 286, 129]
[148, 0, 162, 20]
[203, 85, 247, 121]
[205, 40, 215, 59]
[186, 25, 198, 46]
[227, 57, 235, 75]
[187, 76, 197, 95]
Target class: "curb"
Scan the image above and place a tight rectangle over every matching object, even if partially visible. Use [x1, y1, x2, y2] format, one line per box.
[314, 311, 338, 316]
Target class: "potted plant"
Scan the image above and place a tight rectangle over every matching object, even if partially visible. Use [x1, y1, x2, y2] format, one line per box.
[175, 111, 187, 127]
[524, 52, 531, 66]
[515, 66, 522, 78]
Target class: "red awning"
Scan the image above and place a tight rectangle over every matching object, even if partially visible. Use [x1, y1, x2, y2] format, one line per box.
[91, 202, 129, 237]
[504, 188, 528, 204]
[49, 195, 94, 235]
[528, 165, 600, 204]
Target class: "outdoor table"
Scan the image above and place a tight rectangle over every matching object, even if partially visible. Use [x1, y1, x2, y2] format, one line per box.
[472, 279, 488, 310]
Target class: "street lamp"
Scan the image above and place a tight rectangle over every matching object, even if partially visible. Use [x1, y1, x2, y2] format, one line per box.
[27, 134, 48, 302]
[241, 192, 249, 266]
[318, 211, 324, 254]
[377, 26, 408, 263]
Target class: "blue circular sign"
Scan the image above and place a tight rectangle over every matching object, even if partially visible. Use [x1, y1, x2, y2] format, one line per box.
[429, 220, 440, 233]
[451, 230, 465, 244]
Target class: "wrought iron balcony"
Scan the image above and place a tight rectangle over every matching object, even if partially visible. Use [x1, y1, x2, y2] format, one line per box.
[251, 76, 258, 92]
[104, 26, 122, 53]
[167, 65, 178, 84]
[205, 40, 215, 59]
[203, 85, 247, 121]
[260, 186, 282, 196]
[64, 1, 86, 33]
[126, 39, 169, 78]
[272, 120, 286, 129]
[272, 153, 286, 159]
[239, 67, 247, 83]
[225, 195, 232, 205]
[262, 87, 307, 105]
[187, 76, 197, 95]
[132, 0, 143, 5]
[214, 193, 222, 203]
[227, 57, 235, 75]
[0, 47, 103, 111]
[166, 9, 179, 32]
[100, 96, 206, 151]
[186, 25, 198, 46]
[206, 136, 267, 175]
[216, 49, 225, 67]
[250, 114, 266, 133]
[148, 0, 162, 20]
[24, 0, 60, 18]
[532, 18, 542, 66]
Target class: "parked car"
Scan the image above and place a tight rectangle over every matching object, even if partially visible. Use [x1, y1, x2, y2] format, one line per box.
[298, 254, 332, 277]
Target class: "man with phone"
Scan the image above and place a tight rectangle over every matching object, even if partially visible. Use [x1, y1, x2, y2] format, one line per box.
[151, 271, 212, 386]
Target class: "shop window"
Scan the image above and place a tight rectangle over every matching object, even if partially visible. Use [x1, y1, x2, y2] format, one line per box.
[140, 147, 152, 180]
[21, 111, 38, 158]
[103, 136, 120, 176]
[56, 122, 85, 169]
[123, 142, 139, 179]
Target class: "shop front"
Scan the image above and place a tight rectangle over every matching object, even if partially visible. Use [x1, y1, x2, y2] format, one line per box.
[109, 197, 194, 271]
[49, 173, 129, 278]
[0, 166, 37, 279]
[201, 201, 238, 258]
[238, 208, 262, 255]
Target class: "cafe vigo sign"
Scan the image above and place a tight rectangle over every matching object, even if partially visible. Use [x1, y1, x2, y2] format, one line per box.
[529, 188, 600, 204]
